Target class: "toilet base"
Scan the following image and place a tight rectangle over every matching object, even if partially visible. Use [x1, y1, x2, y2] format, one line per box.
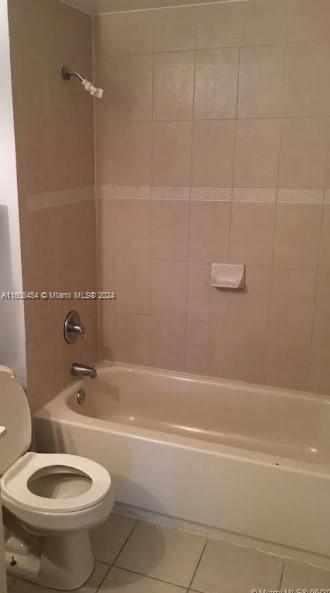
[6, 529, 94, 590]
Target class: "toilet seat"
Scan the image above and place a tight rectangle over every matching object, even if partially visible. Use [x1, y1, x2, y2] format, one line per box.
[1, 452, 111, 514]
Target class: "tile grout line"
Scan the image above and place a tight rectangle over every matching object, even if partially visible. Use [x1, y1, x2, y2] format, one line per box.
[186, 538, 208, 591]
[108, 566, 188, 591]
[95, 518, 139, 592]
[264, 1, 290, 381]
[185, 22, 199, 372]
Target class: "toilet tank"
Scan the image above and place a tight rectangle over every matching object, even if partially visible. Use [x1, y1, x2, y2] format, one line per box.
[0, 366, 31, 474]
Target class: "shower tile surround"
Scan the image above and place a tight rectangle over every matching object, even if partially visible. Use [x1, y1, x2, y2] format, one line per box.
[7, 0, 330, 408]
[8, 0, 98, 410]
[95, 0, 330, 395]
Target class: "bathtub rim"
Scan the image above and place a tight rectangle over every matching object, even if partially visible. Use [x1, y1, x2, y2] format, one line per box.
[33, 362, 330, 479]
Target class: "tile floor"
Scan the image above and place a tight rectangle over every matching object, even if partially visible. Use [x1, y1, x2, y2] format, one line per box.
[6, 513, 330, 593]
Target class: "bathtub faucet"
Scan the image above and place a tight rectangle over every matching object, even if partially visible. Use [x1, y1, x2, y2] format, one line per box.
[71, 362, 97, 379]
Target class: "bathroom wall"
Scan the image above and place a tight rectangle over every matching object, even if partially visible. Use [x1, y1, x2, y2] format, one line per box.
[0, 0, 26, 385]
[8, 0, 97, 411]
[95, 0, 330, 394]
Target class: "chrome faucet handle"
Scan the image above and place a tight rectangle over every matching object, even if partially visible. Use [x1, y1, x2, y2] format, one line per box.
[64, 311, 87, 344]
[70, 322, 86, 342]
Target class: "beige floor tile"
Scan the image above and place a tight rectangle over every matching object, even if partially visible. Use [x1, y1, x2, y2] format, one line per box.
[100, 567, 186, 593]
[116, 521, 206, 587]
[192, 540, 282, 593]
[10, 562, 108, 593]
[79, 563, 110, 593]
[282, 561, 330, 589]
[91, 513, 137, 565]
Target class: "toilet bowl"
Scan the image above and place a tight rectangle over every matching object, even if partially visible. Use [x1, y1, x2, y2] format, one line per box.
[0, 366, 114, 590]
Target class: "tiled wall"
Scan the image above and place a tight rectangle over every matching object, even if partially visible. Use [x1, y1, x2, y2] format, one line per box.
[9, 0, 97, 410]
[95, 0, 330, 395]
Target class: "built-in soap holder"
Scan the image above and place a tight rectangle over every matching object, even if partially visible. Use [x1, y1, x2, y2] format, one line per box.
[211, 263, 245, 290]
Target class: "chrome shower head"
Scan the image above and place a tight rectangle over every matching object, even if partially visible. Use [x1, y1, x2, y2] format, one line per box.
[61, 65, 104, 100]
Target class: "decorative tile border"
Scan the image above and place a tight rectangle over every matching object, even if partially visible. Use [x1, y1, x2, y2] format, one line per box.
[277, 189, 324, 204]
[233, 188, 276, 203]
[116, 185, 151, 199]
[95, 185, 115, 200]
[152, 186, 191, 200]
[30, 185, 328, 209]
[25, 186, 93, 211]
[191, 187, 232, 201]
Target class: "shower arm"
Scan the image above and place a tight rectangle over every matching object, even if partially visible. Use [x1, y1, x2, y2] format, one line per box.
[61, 65, 84, 82]
[61, 65, 104, 99]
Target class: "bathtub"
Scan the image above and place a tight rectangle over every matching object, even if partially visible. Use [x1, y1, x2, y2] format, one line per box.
[34, 362, 330, 565]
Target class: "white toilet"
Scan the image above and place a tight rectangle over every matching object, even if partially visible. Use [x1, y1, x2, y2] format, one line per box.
[0, 365, 114, 590]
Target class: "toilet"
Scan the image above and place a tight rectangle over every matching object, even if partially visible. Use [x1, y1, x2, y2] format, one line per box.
[0, 365, 114, 590]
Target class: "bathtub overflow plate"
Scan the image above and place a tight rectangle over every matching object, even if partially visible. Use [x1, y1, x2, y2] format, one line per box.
[77, 388, 86, 405]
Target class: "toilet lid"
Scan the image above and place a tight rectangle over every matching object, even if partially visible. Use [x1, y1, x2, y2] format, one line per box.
[1, 452, 111, 513]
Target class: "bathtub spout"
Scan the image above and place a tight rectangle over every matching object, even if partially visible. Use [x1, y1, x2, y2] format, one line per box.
[71, 362, 97, 379]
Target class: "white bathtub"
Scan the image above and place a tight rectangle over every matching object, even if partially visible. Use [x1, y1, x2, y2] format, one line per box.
[34, 362, 330, 566]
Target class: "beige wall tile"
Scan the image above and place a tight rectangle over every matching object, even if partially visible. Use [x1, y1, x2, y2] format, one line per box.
[273, 204, 323, 270]
[243, 0, 288, 46]
[115, 313, 149, 365]
[101, 300, 116, 357]
[153, 52, 194, 121]
[266, 329, 311, 390]
[153, 6, 196, 52]
[99, 256, 115, 293]
[187, 320, 212, 375]
[288, 0, 330, 43]
[194, 49, 239, 119]
[310, 326, 330, 394]
[114, 199, 151, 259]
[230, 203, 275, 266]
[97, 198, 116, 262]
[192, 120, 236, 188]
[20, 209, 52, 292]
[94, 109, 116, 186]
[150, 260, 188, 319]
[116, 122, 152, 186]
[269, 269, 317, 333]
[313, 268, 330, 335]
[115, 257, 150, 315]
[285, 42, 330, 117]
[149, 316, 187, 371]
[188, 262, 212, 322]
[189, 201, 231, 263]
[212, 323, 267, 384]
[94, 12, 153, 56]
[188, 264, 270, 329]
[211, 266, 271, 328]
[196, 2, 244, 49]
[319, 205, 330, 270]
[279, 118, 329, 189]
[152, 122, 192, 187]
[151, 200, 189, 261]
[107, 54, 152, 121]
[234, 119, 282, 187]
[238, 45, 286, 118]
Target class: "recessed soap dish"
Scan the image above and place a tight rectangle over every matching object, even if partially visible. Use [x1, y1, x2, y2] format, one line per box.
[210, 263, 245, 290]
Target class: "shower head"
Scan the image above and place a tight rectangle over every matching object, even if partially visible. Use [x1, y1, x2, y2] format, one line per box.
[61, 65, 104, 100]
